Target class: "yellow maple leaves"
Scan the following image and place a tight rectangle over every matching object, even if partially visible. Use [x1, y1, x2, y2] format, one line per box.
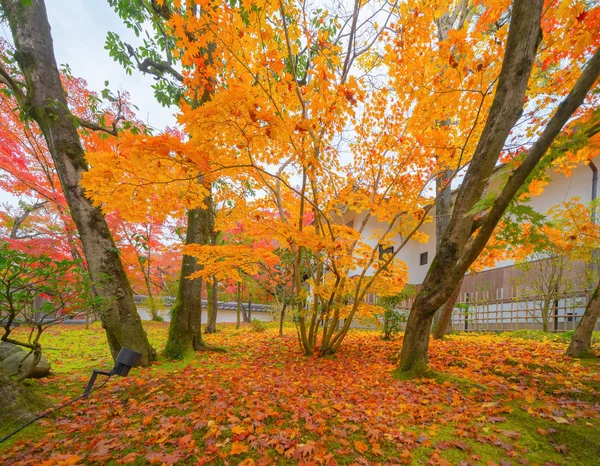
[80, 0, 600, 355]
[184, 243, 280, 283]
[83, 132, 210, 222]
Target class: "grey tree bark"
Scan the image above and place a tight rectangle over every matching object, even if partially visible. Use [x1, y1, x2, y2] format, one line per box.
[398, 0, 600, 375]
[164, 197, 219, 358]
[431, 171, 453, 333]
[432, 277, 463, 340]
[0, 0, 155, 365]
[102, 0, 220, 359]
[567, 281, 600, 357]
[205, 277, 218, 334]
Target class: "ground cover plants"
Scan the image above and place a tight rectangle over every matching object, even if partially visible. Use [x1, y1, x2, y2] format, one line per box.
[1, 323, 599, 465]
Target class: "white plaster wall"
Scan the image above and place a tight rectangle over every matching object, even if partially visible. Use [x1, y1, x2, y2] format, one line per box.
[483, 156, 599, 270]
[348, 155, 600, 285]
[395, 218, 436, 284]
[345, 209, 437, 284]
[137, 307, 274, 323]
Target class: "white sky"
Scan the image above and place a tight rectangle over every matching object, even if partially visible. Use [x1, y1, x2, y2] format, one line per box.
[0, 0, 177, 205]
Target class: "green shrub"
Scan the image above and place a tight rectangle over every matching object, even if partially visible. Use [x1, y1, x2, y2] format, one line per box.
[377, 290, 412, 340]
[250, 318, 267, 332]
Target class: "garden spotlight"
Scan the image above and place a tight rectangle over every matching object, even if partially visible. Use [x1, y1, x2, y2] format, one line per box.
[1, 347, 143, 445]
[83, 347, 142, 397]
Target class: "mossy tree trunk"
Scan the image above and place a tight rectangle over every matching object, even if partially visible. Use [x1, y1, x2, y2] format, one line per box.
[567, 282, 600, 357]
[432, 277, 463, 340]
[0, 0, 155, 365]
[165, 201, 215, 359]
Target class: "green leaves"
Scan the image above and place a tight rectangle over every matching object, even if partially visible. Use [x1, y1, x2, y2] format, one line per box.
[106, 0, 183, 106]
[465, 191, 497, 218]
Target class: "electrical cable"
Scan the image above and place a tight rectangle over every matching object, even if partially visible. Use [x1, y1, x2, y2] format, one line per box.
[0, 373, 112, 445]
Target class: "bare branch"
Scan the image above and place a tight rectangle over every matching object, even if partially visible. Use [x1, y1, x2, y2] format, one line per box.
[125, 43, 184, 82]
[75, 91, 125, 136]
[9, 201, 49, 239]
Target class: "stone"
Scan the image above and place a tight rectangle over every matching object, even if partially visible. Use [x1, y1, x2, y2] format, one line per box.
[0, 341, 25, 361]
[0, 351, 51, 378]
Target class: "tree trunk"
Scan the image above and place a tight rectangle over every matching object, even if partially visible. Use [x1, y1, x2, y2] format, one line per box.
[398, 1, 600, 376]
[398, 0, 546, 375]
[399, 295, 435, 376]
[205, 278, 218, 333]
[165, 204, 213, 358]
[0, 0, 155, 365]
[279, 302, 287, 336]
[567, 283, 600, 357]
[541, 297, 551, 333]
[246, 294, 252, 322]
[432, 171, 453, 330]
[432, 277, 463, 340]
[0, 370, 49, 429]
[144, 277, 160, 321]
[236, 282, 242, 329]
[430, 3, 467, 330]
[138, 250, 160, 321]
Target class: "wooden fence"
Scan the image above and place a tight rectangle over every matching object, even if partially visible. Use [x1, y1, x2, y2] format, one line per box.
[388, 259, 600, 332]
[446, 289, 599, 332]
[394, 289, 598, 332]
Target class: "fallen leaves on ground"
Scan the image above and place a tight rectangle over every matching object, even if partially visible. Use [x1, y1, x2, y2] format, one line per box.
[1, 324, 599, 465]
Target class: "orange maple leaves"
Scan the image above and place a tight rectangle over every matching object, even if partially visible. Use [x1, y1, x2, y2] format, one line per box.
[1, 323, 599, 465]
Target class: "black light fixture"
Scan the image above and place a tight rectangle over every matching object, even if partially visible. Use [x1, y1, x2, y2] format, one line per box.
[84, 347, 142, 397]
[1, 347, 143, 444]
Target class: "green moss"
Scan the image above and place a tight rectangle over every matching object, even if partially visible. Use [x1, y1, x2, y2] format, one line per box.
[3, 324, 600, 464]
[496, 329, 600, 345]
[163, 304, 195, 361]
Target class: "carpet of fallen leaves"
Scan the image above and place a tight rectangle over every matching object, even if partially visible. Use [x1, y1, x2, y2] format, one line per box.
[1, 323, 599, 465]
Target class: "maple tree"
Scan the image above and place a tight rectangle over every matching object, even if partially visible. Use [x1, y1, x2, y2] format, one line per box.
[544, 199, 600, 356]
[0, 0, 156, 364]
[510, 204, 595, 334]
[103, 0, 225, 359]
[396, 0, 600, 375]
[0, 48, 181, 327]
[176, 0, 600, 360]
[110, 214, 180, 321]
[82, 0, 600, 361]
[109, 0, 433, 356]
[0, 47, 80, 262]
[427, 1, 469, 335]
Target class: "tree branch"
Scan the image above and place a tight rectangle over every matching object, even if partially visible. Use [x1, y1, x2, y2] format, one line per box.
[125, 43, 184, 82]
[0, 62, 26, 105]
[75, 91, 125, 136]
[459, 47, 600, 272]
[9, 201, 48, 239]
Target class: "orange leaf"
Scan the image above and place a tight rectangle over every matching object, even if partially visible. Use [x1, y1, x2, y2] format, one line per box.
[230, 441, 249, 456]
[231, 425, 246, 435]
[354, 440, 369, 454]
